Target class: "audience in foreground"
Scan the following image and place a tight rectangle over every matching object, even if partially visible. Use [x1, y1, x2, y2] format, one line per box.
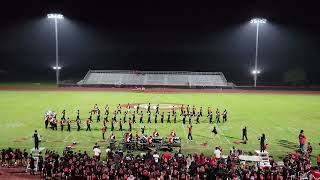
[1, 146, 320, 179]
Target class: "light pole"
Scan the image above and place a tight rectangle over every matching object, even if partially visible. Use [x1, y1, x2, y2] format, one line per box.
[47, 13, 64, 86]
[250, 18, 266, 87]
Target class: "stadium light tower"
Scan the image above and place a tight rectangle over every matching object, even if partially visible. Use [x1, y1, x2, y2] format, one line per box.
[47, 13, 64, 86]
[250, 18, 266, 87]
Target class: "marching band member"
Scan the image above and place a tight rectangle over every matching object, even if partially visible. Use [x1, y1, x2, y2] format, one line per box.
[172, 105, 176, 114]
[101, 125, 106, 140]
[173, 111, 177, 123]
[60, 118, 64, 131]
[128, 118, 132, 131]
[132, 111, 136, 123]
[170, 129, 176, 137]
[207, 107, 211, 116]
[77, 118, 81, 131]
[135, 132, 140, 141]
[167, 112, 171, 123]
[192, 105, 196, 116]
[152, 129, 159, 137]
[67, 118, 71, 132]
[196, 112, 201, 124]
[216, 108, 221, 123]
[61, 109, 66, 120]
[52, 117, 57, 130]
[128, 131, 133, 141]
[125, 133, 131, 143]
[160, 112, 164, 123]
[109, 133, 115, 143]
[180, 104, 184, 116]
[222, 109, 227, 122]
[126, 103, 131, 113]
[208, 111, 213, 124]
[168, 136, 174, 145]
[147, 136, 153, 144]
[44, 115, 49, 129]
[116, 104, 122, 114]
[76, 109, 80, 120]
[104, 105, 109, 121]
[186, 104, 190, 114]
[155, 104, 160, 114]
[110, 118, 114, 131]
[139, 111, 143, 123]
[119, 119, 123, 131]
[86, 118, 92, 131]
[92, 104, 98, 114]
[147, 103, 151, 113]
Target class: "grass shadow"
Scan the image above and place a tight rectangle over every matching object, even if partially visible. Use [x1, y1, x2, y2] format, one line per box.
[277, 139, 297, 150]
[222, 135, 241, 140]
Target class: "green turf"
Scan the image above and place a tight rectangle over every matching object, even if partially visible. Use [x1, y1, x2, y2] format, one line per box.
[0, 90, 319, 163]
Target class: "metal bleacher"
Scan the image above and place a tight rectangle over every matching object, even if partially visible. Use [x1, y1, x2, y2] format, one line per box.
[78, 70, 230, 88]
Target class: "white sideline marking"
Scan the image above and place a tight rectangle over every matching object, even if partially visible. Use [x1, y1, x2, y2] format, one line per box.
[220, 127, 231, 144]
[181, 123, 189, 143]
[63, 133, 73, 142]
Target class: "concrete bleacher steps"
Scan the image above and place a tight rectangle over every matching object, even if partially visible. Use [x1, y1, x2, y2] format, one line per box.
[79, 70, 231, 88]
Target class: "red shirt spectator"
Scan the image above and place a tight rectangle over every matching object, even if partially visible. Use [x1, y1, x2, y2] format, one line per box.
[162, 153, 172, 160]
[312, 170, 320, 180]
[188, 126, 192, 133]
[299, 133, 306, 145]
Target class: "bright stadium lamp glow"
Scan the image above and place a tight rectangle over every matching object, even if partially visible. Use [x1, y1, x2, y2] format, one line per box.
[250, 17, 267, 87]
[52, 66, 62, 70]
[251, 70, 261, 74]
[250, 18, 267, 24]
[47, 13, 64, 86]
[47, 13, 64, 19]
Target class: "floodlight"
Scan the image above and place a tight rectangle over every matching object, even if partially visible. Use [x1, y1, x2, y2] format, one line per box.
[250, 18, 267, 24]
[252, 70, 261, 74]
[53, 66, 62, 70]
[47, 13, 64, 19]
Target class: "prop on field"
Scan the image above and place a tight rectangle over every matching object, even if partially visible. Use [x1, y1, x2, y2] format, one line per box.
[200, 141, 208, 147]
[45, 110, 57, 124]
[64, 141, 77, 154]
[233, 141, 241, 145]
[45, 110, 56, 118]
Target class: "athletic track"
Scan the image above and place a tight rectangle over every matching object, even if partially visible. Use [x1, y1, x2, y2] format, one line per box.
[0, 86, 320, 94]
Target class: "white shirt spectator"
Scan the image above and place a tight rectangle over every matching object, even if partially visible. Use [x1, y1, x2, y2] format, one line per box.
[127, 175, 135, 180]
[93, 147, 101, 156]
[153, 153, 160, 163]
[214, 148, 221, 159]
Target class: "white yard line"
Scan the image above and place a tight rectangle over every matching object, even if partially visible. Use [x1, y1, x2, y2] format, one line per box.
[219, 127, 231, 144]
[63, 133, 73, 142]
[181, 123, 189, 143]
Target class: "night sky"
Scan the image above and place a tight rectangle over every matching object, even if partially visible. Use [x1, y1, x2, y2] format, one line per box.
[0, 1, 320, 85]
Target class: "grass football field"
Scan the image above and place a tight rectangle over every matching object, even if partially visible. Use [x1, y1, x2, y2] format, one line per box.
[0, 90, 319, 163]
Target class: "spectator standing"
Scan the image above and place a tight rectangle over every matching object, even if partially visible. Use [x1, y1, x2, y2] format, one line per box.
[188, 125, 193, 140]
[214, 147, 221, 159]
[153, 151, 160, 163]
[32, 130, 39, 150]
[298, 130, 307, 152]
[93, 146, 101, 161]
